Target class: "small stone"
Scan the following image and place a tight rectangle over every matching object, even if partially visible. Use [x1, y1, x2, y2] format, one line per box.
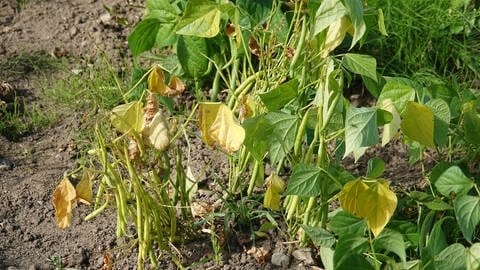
[99, 13, 112, 25]
[7, 267, 19, 270]
[27, 264, 37, 270]
[271, 252, 290, 267]
[292, 248, 315, 265]
[0, 158, 12, 171]
[69, 26, 78, 37]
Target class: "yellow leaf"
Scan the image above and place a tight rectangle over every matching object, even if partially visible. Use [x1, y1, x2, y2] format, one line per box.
[401, 101, 435, 148]
[239, 95, 256, 121]
[164, 75, 185, 96]
[199, 102, 222, 146]
[199, 103, 245, 153]
[110, 101, 144, 135]
[76, 169, 93, 205]
[378, 99, 401, 146]
[263, 174, 286, 211]
[321, 16, 353, 57]
[339, 179, 369, 216]
[143, 111, 169, 151]
[148, 65, 166, 94]
[358, 180, 397, 237]
[52, 177, 77, 228]
[340, 179, 397, 237]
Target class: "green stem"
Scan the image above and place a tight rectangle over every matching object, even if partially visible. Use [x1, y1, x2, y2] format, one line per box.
[247, 160, 261, 196]
[211, 70, 221, 101]
[368, 230, 381, 270]
[227, 72, 259, 109]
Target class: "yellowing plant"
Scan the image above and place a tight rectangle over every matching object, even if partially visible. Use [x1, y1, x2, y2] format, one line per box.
[339, 179, 397, 237]
[52, 169, 93, 228]
[198, 102, 245, 153]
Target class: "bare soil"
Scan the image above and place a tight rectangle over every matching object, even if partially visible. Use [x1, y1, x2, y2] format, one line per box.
[0, 1, 427, 269]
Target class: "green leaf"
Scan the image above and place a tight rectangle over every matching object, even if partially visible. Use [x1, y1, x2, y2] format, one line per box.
[429, 162, 452, 184]
[154, 23, 177, 48]
[376, 108, 393, 126]
[454, 195, 480, 243]
[237, 0, 273, 26]
[265, 112, 299, 166]
[329, 210, 366, 236]
[301, 225, 336, 248]
[427, 217, 449, 256]
[342, 53, 377, 82]
[464, 110, 480, 146]
[467, 243, 480, 270]
[435, 166, 473, 197]
[320, 247, 334, 270]
[285, 164, 322, 197]
[128, 19, 162, 57]
[343, 0, 366, 49]
[175, 0, 221, 38]
[374, 229, 406, 262]
[378, 99, 401, 146]
[434, 244, 466, 270]
[401, 101, 435, 148]
[313, 0, 347, 36]
[334, 235, 371, 270]
[426, 99, 451, 147]
[424, 199, 453, 211]
[408, 141, 424, 166]
[177, 35, 209, 78]
[377, 8, 388, 36]
[377, 81, 415, 115]
[110, 101, 144, 134]
[367, 157, 385, 178]
[344, 107, 378, 159]
[145, 0, 178, 22]
[242, 115, 273, 161]
[259, 79, 299, 111]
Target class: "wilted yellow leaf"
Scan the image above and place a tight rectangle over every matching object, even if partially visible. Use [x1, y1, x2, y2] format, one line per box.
[264, 174, 286, 211]
[143, 111, 169, 151]
[339, 179, 397, 237]
[358, 180, 397, 237]
[110, 101, 144, 135]
[199, 102, 221, 146]
[164, 75, 185, 96]
[199, 103, 245, 153]
[76, 169, 93, 205]
[239, 95, 256, 121]
[52, 177, 77, 228]
[339, 179, 369, 216]
[148, 65, 166, 94]
[321, 16, 353, 57]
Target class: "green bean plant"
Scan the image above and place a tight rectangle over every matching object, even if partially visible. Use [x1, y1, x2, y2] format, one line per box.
[52, 0, 480, 269]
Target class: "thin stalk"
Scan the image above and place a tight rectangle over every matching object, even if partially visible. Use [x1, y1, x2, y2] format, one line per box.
[368, 229, 381, 270]
[227, 72, 259, 109]
[211, 70, 221, 101]
[247, 160, 261, 196]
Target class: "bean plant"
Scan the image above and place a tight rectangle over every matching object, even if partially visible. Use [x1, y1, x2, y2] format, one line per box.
[52, 0, 480, 269]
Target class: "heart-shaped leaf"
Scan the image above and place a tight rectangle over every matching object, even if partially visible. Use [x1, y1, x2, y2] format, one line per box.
[199, 103, 245, 153]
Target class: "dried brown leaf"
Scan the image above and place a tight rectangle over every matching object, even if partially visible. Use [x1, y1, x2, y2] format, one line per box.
[101, 252, 113, 270]
[246, 246, 269, 264]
